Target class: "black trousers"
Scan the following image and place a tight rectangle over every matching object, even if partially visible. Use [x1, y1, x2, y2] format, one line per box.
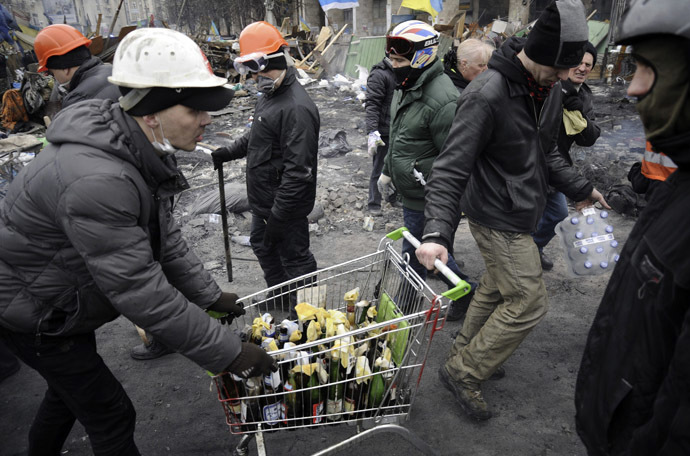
[0, 329, 140, 456]
[250, 214, 317, 288]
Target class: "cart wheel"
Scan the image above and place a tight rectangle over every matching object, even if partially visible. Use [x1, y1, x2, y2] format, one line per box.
[232, 434, 253, 456]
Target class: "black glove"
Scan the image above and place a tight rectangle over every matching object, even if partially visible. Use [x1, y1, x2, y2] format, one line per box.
[561, 80, 583, 112]
[563, 94, 584, 112]
[208, 292, 245, 325]
[263, 213, 285, 247]
[226, 342, 277, 379]
[211, 146, 233, 170]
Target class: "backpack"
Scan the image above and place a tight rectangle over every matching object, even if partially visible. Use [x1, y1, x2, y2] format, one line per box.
[1, 88, 29, 131]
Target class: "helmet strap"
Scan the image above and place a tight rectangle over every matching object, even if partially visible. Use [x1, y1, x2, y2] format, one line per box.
[120, 88, 152, 112]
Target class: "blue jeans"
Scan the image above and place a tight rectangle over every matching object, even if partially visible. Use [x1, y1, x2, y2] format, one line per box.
[402, 207, 468, 289]
[532, 191, 568, 251]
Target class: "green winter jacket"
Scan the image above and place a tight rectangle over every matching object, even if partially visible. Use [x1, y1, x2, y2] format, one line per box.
[382, 59, 458, 211]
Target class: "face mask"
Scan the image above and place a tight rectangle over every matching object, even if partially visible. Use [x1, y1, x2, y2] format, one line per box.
[393, 66, 412, 87]
[256, 70, 286, 94]
[150, 116, 176, 155]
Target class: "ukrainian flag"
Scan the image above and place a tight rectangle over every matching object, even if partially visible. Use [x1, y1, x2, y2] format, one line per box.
[401, 0, 443, 18]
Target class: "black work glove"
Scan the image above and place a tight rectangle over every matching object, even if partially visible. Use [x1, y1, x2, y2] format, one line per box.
[263, 213, 285, 248]
[563, 94, 584, 112]
[226, 342, 277, 379]
[211, 146, 233, 170]
[561, 80, 583, 112]
[208, 292, 245, 325]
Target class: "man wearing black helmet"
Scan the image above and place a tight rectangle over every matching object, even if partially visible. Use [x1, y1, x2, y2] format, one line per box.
[575, 1, 690, 454]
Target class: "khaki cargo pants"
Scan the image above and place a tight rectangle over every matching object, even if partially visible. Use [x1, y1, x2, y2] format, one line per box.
[445, 220, 548, 388]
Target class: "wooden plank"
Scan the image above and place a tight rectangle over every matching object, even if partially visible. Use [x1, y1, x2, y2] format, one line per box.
[308, 24, 347, 70]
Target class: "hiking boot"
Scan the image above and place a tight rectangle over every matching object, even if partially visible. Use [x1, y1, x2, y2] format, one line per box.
[438, 366, 492, 421]
[130, 338, 174, 361]
[367, 205, 382, 217]
[489, 365, 505, 380]
[445, 282, 477, 322]
[540, 251, 554, 271]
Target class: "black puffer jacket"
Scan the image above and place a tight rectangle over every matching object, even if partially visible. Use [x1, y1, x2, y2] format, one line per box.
[224, 67, 319, 220]
[365, 58, 395, 136]
[62, 56, 121, 108]
[423, 37, 593, 248]
[575, 141, 690, 455]
[557, 82, 600, 165]
[0, 99, 240, 373]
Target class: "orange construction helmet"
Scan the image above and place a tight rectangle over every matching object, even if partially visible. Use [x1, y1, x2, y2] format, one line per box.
[238, 21, 289, 57]
[35, 24, 92, 72]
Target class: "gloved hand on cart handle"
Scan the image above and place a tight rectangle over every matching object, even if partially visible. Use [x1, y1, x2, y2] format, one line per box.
[226, 343, 277, 379]
[415, 242, 449, 271]
[367, 131, 385, 157]
[377, 174, 395, 202]
[208, 292, 245, 325]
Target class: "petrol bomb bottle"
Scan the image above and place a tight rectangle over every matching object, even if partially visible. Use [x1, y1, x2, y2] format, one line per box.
[221, 373, 245, 425]
[326, 350, 346, 421]
[555, 207, 621, 276]
[262, 313, 276, 339]
[261, 370, 286, 430]
[307, 362, 325, 425]
[241, 378, 261, 431]
[284, 369, 299, 428]
[368, 344, 394, 411]
[343, 287, 360, 327]
[355, 299, 372, 326]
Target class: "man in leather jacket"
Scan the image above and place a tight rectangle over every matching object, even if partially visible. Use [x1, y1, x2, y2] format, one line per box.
[575, 2, 690, 454]
[534, 41, 601, 270]
[417, 0, 608, 421]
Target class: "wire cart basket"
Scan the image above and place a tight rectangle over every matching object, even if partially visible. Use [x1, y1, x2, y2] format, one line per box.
[212, 229, 470, 455]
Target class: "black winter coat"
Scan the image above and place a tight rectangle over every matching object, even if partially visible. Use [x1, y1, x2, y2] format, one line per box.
[225, 67, 319, 220]
[575, 140, 690, 455]
[62, 57, 121, 109]
[0, 99, 240, 374]
[423, 37, 593, 248]
[365, 58, 395, 136]
[557, 82, 600, 165]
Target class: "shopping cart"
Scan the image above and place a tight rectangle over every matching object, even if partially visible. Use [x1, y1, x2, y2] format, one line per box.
[211, 228, 471, 455]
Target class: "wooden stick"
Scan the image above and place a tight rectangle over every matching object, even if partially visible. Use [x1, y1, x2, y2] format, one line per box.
[586, 9, 597, 20]
[308, 24, 347, 70]
[298, 28, 332, 66]
[105, 0, 125, 49]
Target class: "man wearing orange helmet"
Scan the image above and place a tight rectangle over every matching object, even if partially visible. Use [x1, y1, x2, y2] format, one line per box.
[212, 21, 319, 314]
[34, 24, 119, 110]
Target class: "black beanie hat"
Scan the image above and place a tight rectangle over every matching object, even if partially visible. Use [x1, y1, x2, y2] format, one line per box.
[120, 86, 234, 116]
[524, 0, 588, 68]
[46, 45, 91, 70]
[584, 41, 597, 67]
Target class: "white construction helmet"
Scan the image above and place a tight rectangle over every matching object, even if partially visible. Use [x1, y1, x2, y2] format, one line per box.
[108, 28, 227, 89]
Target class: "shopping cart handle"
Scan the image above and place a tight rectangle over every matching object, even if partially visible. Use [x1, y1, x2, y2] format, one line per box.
[386, 227, 472, 301]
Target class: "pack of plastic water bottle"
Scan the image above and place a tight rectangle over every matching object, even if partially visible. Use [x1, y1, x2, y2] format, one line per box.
[555, 207, 621, 276]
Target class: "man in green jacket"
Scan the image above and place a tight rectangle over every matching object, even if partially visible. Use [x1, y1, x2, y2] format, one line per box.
[378, 20, 474, 320]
